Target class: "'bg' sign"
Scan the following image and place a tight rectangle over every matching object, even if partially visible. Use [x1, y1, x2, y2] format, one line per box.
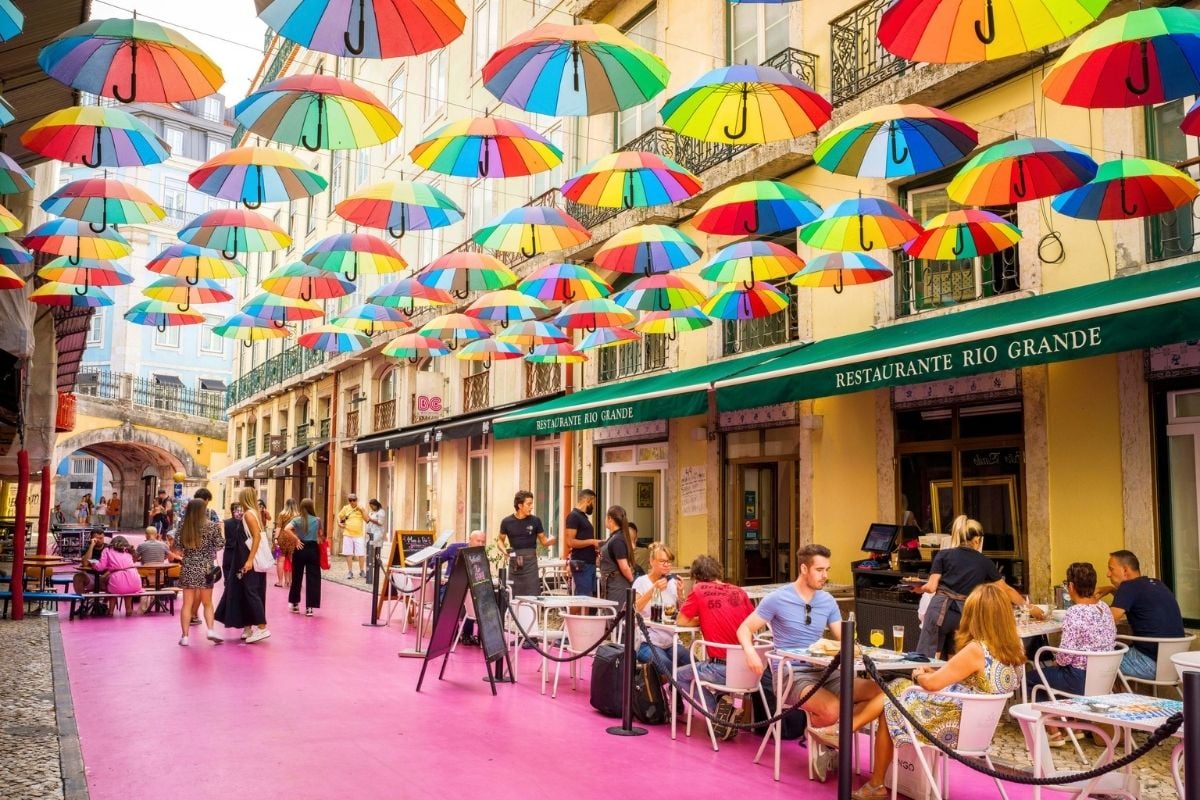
[414, 394, 443, 420]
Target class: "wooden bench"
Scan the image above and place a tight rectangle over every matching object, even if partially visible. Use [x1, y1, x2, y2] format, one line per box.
[80, 589, 177, 616]
[0, 591, 83, 620]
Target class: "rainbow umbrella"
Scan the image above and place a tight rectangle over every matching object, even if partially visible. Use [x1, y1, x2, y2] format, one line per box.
[879, 0, 1109, 64]
[24, 219, 132, 264]
[0, 152, 34, 194]
[633, 308, 712, 340]
[946, 137, 1098, 205]
[525, 342, 587, 363]
[303, 232, 406, 282]
[0, 94, 12, 127]
[331, 303, 411, 335]
[0, 234, 32, 266]
[0, 204, 21, 234]
[0, 264, 25, 290]
[593, 225, 700, 276]
[789, 253, 893, 294]
[213, 311, 293, 346]
[702, 282, 789, 321]
[464, 289, 549, 326]
[382, 332, 450, 362]
[368, 278, 453, 315]
[31, 282, 114, 308]
[335, 180, 462, 238]
[612, 273, 707, 312]
[179, 208, 291, 260]
[38, 17, 224, 103]
[412, 118, 562, 179]
[418, 312, 492, 349]
[296, 323, 371, 353]
[904, 210, 1022, 260]
[37, 257, 134, 293]
[234, 74, 401, 152]
[578, 326, 639, 350]
[242, 292, 324, 328]
[660, 64, 832, 144]
[21, 106, 169, 167]
[1043, 7, 1200, 109]
[483, 22, 668, 116]
[262, 261, 355, 301]
[147, 244, 247, 284]
[814, 104, 978, 178]
[189, 147, 328, 208]
[416, 251, 518, 298]
[495, 320, 570, 347]
[518, 262, 610, 303]
[554, 298, 635, 331]
[144, 276, 234, 312]
[456, 338, 524, 368]
[124, 299, 206, 329]
[1180, 97, 1200, 135]
[473, 206, 590, 257]
[693, 181, 821, 236]
[257, 0, 465, 58]
[1050, 157, 1199, 220]
[0, 0, 23, 42]
[699, 241, 805, 287]
[799, 197, 923, 252]
[562, 151, 701, 209]
[42, 176, 165, 232]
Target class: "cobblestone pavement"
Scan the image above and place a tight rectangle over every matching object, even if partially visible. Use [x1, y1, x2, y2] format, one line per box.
[0, 617, 64, 800]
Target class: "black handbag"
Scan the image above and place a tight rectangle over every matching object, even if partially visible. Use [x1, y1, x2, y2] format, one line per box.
[205, 563, 222, 586]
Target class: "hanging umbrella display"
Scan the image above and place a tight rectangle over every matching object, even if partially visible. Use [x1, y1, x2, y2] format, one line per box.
[612, 273, 707, 312]
[303, 232, 405, 282]
[382, 332, 450, 363]
[412, 117, 562, 179]
[124, 298, 206, 329]
[143, 276, 234, 313]
[335, 180, 462, 238]
[147, 243, 247, 284]
[242, 292, 324, 328]
[526, 342, 587, 363]
[698, 240, 805, 288]
[179, 208, 291, 260]
[257, 0, 465, 58]
[578, 326, 640, 350]
[331, 303, 411, 335]
[464, 288, 549, 327]
[593, 225, 701, 276]
[234, 74, 401, 152]
[789, 253, 893, 294]
[879, 0, 1109, 64]
[633, 307, 712, 340]
[262, 261, 355, 301]
[813, 104, 978, 179]
[561, 151, 701, 209]
[946, 137, 1098, 206]
[702, 282, 789, 321]
[0, 0, 23, 43]
[368, 278, 453, 315]
[455, 338, 524, 368]
[416, 251, 518, 298]
[693, 181, 821, 236]
[495, 320, 570, 347]
[37, 257, 134, 293]
[473, 206, 590, 257]
[483, 22, 668, 116]
[1042, 7, 1200, 109]
[1050, 157, 1199, 220]
[660, 64, 832, 144]
[297, 323, 371, 353]
[0, 264, 25, 290]
[799, 196, 923, 252]
[38, 16, 224, 104]
[903, 210, 1022, 260]
[189, 147, 328, 208]
[0, 204, 21, 234]
[554, 298, 635, 331]
[21, 105, 169, 167]
[0, 152, 34, 194]
[24, 218, 132, 265]
[518, 262, 610, 303]
[212, 311, 293, 347]
[417, 312, 492, 350]
[0, 94, 12, 127]
[42, 175, 165, 232]
[31, 282, 114, 308]
[0, 234, 32, 266]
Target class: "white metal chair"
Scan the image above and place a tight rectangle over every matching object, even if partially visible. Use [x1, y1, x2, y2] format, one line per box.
[551, 609, 617, 698]
[1171, 649, 1200, 684]
[684, 639, 771, 751]
[386, 567, 432, 632]
[449, 590, 477, 655]
[505, 600, 537, 675]
[1116, 633, 1196, 696]
[1029, 643, 1128, 763]
[1008, 703, 1138, 799]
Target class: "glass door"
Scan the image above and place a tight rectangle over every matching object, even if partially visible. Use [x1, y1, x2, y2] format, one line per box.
[600, 443, 668, 551]
[734, 463, 777, 585]
[532, 442, 561, 546]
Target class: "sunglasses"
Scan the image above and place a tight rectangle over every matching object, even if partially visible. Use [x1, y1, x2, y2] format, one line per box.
[804, 603, 813, 627]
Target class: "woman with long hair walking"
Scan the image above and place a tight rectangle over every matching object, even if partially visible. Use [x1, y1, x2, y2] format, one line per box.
[215, 488, 270, 643]
[274, 498, 297, 588]
[286, 498, 324, 615]
[170, 499, 224, 646]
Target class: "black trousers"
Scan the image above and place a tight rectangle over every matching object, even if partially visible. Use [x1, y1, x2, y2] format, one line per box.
[289, 543, 322, 609]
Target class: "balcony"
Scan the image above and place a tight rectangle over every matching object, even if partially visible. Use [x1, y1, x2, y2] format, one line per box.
[525, 362, 561, 398]
[463, 371, 490, 413]
[895, 248, 1022, 317]
[345, 409, 361, 439]
[226, 344, 327, 407]
[723, 282, 800, 355]
[374, 399, 396, 431]
[598, 335, 668, 383]
[830, 0, 908, 105]
[77, 368, 227, 420]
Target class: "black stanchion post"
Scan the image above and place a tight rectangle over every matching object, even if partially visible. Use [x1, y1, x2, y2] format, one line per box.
[362, 540, 384, 627]
[607, 587, 647, 737]
[837, 616, 855, 800]
[1185, 670, 1198, 800]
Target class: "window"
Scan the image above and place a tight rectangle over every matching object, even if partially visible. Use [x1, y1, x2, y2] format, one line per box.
[154, 324, 181, 349]
[1147, 99, 1199, 262]
[468, 179, 495, 235]
[386, 69, 407, 161]
[598, 334, 669, 382]
[201, 96, 222, 122]
[616, 8, 658, 147]
[415, 445, 438, 528]
[721, 231, 801, 355]
[356, 149, 371, 188]
[473, 0, 500, 74]
[530, 118, 563, 197]
[86, 308, 104, 345]
[206, 138, 226, 160]
[418, 227, 444, 267]
[466, 435, 490, 534]
[425, 50, 447, 119]
[1158, 388, 1200, 622]
[532, 442, 561, 542]
[306, 195, 316, 234]
[163, 178, 187, 220]
[330, 153, 345, 214]
[164, 126, 186, 157]
[730, 3, 788, 66]
[200, 315, 224, 354]
[71, 457, 96, 475]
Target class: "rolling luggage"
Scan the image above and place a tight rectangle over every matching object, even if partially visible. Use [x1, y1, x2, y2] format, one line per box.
[589, 643, 625, 717]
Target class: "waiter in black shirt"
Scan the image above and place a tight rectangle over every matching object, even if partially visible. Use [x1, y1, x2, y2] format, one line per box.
[497, 490, 556, 599]
[564, 489, 600, 597]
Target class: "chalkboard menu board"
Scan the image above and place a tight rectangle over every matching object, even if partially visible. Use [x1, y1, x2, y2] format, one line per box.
[400, 532, 435, 564]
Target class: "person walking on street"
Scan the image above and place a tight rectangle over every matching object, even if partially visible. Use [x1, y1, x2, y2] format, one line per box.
[366, 498, 386, 562]
[336, 494, 367, 579]
[496, 490, 556, 600]
[274, 498, 297, 588]
[286, 498, 324, 615]
[564, 489, 601, 597]
[107, 492, 121, 528]
[215, 489, 270, 643]
[96, 496, 109, 528]
[169, 499, 225, 646]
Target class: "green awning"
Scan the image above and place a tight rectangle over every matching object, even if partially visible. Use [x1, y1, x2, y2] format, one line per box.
[716, 261, 1200, 411]
[492, 346, 804, 439]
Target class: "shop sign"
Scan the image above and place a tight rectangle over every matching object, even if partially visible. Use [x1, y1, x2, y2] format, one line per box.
[529, 401, 642, 434]
[414, 394, 443, 421]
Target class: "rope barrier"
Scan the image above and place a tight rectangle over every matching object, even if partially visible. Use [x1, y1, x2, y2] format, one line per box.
[503, 600, 626, 664]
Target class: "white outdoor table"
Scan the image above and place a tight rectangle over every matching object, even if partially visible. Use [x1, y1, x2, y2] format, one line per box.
[645, 619, 700, 740]
[512, 595, 619, 694]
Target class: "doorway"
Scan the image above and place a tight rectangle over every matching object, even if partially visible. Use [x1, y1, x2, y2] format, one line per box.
[141, 475, 157, 526]
[733, 463, 778, 586]
[600, 443, 667, 547]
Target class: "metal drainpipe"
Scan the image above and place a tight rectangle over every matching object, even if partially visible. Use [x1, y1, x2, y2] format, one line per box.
[561, 356, 575, 559]
[329, 369, 339, 539]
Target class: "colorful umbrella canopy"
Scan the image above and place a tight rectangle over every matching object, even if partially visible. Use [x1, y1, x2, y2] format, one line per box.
[0, 152, 34, 194]
[416, 251, 518, 298]
[0, 264, 25, 290]
[879, 0, 1110, 64]
[660, 64, 832, 144]
[904, 210, 1022, 261]
[0, 234, 32, 266]
[335, 180, 463, 238]
[242, 292, 324, 326]
[1180, 96, 1200, 135]
[189, 147, 328, 208]
[303, 232, 406, 282]
[262, 261, 355, 301]
[633, 307, 712, 339]
[702, 282, 789, 321]
[382, 332, 450, 362]
[799, 197, 923, 252]
[455, 338, 524, 367]
[814, 104, 978, 179]
[212, 311, 294, 345]
[124, 298, 206, 329]
[179, 208, 291, 259]
[411, 118, 562, 179]
[578, 326, 640, 350]
[561, 150, 701, 209]
[37, 257, 134, 292]
[0, 0, 23, 43]
[483, 23, 668, 116]
[296, 323, 371, 353]
[612, 273, 707, 312]
[144, 276, 234, 312]
[38, 17, 224, 104]
[418, 312, 492, 349]
[693, 181, 821, 236]
[699, 241, 806, 287]
[234, 73, 401, 152]
[1042, 7, 1200, 109]
[0, 204, 21, 234]
[21, 105, 169, 167]
[331, 303, 411, 335]
[42, 176, 165, 232]
[554, 298, 635, 331]
[789, 252, 893, 294]
[1050, 157, 1199, 220]
[495, 320, 570, 346]
[368, 278, 454, 315]
[147, 244, 247, 283]
[31, 282, 114, 308]
[24, 218, 132, 264]
[473, 206, 590, 256]
[464, 288, 549, 326]
[525, 342, 587, 363]
[946, 137, 1099, 206]
[592, 224, 701, 275]
[257, 0, 465, 58]
[0, 94, 12, 128]
[518, 262, 611, 302]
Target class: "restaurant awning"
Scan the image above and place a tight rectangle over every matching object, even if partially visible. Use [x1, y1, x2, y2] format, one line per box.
[209, 454, 258, 481]
[359, 394, 570, 449]
[716, 260, 1200, 411]
[492, 349, 803, 439]
[243, 451, 280, 478]
[270, 439, 328, 476]
[354, 422, 437, 454]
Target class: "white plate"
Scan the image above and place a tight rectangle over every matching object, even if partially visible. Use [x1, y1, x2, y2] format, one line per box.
[867, 649, 904, 662]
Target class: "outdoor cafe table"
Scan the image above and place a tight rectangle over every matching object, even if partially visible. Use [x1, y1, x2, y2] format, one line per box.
[645, 619, 700, 740]
[1029, 693, 1185, 800]
[1017, 618, 1063, 640]
[22, 556, 70, 616]
[511, 595, 619, 694]
[137, 562, 177, 612]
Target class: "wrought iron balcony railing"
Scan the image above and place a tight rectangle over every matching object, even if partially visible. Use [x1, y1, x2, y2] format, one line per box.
[374, 399, 396, 431]
[345, 409, 361, 439]
[226, 345, 327, 407]
[525, 362, 561, 398]
[463, 371, 490, 413]
[830, 0, 908, 104]
[77, 368, 227, 421]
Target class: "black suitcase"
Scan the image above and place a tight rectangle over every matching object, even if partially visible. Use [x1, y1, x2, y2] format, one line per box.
[589, 643, 625, 717]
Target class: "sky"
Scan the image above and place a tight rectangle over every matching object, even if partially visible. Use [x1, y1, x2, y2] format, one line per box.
[89, 0, 268, 103]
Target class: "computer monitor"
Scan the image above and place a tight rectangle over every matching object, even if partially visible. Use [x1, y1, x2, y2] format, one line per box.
[861, 523, 900, 554]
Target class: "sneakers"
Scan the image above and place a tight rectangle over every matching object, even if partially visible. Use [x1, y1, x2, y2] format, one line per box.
[713, 696, 740, 741]
[305, 608, 313, 616]
[346, 571, 354, 579]
[245, 627, 271, 644]
[812, 747, 837, 783]
[206, 629, 223, 644]
[359, 570, 366, 578]
[241, 628, 251, 640]
[178, 636, 189, 646]
[289, 603, 300, 613]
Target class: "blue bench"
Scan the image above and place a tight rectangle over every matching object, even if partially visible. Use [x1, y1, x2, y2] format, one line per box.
[0, 591, 83, 620]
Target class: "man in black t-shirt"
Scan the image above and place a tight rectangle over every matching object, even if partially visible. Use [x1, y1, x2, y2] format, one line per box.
[1098, 550, 1185, 680]
[564, 489, 600, 597]
[497, 490, 555, 601]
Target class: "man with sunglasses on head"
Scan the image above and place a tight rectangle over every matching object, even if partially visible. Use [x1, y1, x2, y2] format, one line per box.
[737, 543, 880, 782]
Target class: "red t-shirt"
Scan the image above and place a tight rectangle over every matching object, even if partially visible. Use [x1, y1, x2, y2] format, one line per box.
[679, 581, 753, 659]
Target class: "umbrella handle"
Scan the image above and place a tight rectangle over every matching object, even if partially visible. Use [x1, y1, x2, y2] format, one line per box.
[88, 202, 108, 234]
[624, 172, 635, 209]
[407, 356, 420, 365]
[743, 202, 758, 234]
[740, 291, 752, 319]
[178, 293, 191, 314]
[723, 85, 749, 141]
[243, 165, 264, 209]
[833, 269, 844, 295]
[858, 216, 876, 251]
[344, 254, 358, 283]
[520, 225, 538, 258]
[952, 227, 966, 258]
[221, 248, 237, 260]
[242, 340, 254, 349]
[889, 123, 909, 165]
[665, 329, 677, 343]
[741, 278, 756, 292]
[300, 278, 312, 303]
[571, 43, 581, 92]
[301, 97, 325, 152]
[478, 138, 491, 178]
[453, 289, 469, 300]
[272, 320, 287, 329]
[344, 0, 366, 55]
[563, 286, 575, 302]
[1125, 41, 1150, 96]
[187, 263, 200, 286]
[82, 134, 102, 168]
[446, 337, 458, 352]
[655, 291, 669, 312]
[973, 0, 996, 44]
[389, 207, 407, 239]
[1013, 159, 1028, 199]
[483, 356, 492, 370]
[1120, 177, 1139, 216]
[112, 41, 138, 103]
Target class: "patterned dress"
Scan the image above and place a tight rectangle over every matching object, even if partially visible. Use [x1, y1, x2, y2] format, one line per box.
[884, 642, 1018, 748]
[177, 520, 224, 589]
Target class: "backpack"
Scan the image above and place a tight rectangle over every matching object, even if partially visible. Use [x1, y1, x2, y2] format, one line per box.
[631, 660, 669, 725]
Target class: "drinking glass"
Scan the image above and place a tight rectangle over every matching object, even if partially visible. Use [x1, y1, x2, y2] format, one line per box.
[664, 604, 677, 624]
[869, 628, 885, 647]
[892, 625, 905, 653]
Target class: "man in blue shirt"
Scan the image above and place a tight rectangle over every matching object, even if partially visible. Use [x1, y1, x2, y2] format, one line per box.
[1097, 549, 1185, 680]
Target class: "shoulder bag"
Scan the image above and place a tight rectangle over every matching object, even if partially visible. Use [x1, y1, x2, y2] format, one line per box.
[245, 517, 276, 572]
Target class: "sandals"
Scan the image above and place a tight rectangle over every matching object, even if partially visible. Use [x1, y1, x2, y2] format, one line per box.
[852, 782, 887, 800]
[273, 582, 284, 587]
